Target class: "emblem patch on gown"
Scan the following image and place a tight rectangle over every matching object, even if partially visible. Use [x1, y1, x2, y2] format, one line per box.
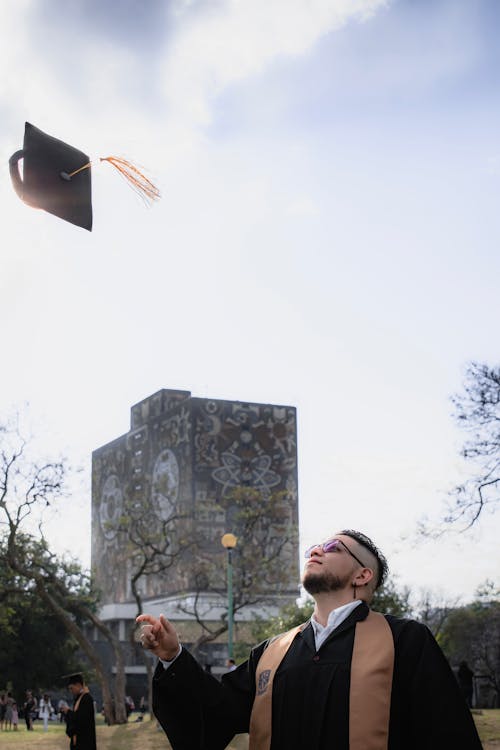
[257, 669, 271, 695]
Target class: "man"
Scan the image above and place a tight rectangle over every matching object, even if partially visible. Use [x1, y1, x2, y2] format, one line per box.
[138, 529, 483, 749]
[61, 674, 96, 750]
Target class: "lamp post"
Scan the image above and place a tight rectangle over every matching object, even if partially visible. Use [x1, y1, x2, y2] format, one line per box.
[221, 532, 237, 660]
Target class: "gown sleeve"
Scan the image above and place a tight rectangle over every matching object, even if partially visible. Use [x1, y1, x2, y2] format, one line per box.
[391, 619, 483, 749]
[152, 644, 264, 750]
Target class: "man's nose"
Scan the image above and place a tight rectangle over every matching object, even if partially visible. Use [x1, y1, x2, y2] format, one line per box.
[309, 543, 324, 557]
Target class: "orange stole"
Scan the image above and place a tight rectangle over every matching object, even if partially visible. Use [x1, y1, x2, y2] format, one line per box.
[248, 610, 394, 750]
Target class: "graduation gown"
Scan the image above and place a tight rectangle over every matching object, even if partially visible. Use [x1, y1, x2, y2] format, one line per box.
[152, 603, 483, 750]
[65, 692, 96, 750]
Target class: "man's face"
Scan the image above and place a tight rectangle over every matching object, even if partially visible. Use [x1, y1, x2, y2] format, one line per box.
[301, 534, 365, 595]
[68, 683, 82, 697]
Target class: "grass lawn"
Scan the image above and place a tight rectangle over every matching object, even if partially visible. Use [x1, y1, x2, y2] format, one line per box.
[0, 710, 497, 749]
[0, 715, 249, 750]
[474, 709, 500, 748]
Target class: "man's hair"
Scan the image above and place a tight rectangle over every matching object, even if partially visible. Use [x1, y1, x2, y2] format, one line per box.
[340, 529, 388, 589]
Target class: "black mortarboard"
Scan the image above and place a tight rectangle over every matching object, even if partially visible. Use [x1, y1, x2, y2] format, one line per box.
[9, 122, 160, 231]
[10, 122, 93, 231]
[63, 673, 85, 685]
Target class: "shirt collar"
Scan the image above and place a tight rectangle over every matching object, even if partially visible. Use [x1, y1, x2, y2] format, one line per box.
[311, 599, 363, 635]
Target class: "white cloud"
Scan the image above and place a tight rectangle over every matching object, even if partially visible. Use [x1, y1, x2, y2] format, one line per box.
[0, 0, 390, 179]
[162, 0, 389, 129]
[0, 1, 37, 111]
[286, 195, 320, 218]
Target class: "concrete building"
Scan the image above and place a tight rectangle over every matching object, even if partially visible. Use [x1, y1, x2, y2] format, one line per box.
[89, 389, 299, 702]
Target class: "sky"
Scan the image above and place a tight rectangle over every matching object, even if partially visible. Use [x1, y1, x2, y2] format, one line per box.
[1, 0, 500, 605]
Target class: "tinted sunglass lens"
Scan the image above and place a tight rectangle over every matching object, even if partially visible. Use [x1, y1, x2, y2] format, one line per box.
[322, 540, 339, 553]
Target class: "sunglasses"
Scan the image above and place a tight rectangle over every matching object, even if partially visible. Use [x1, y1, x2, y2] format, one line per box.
[304, 538, 366, 568]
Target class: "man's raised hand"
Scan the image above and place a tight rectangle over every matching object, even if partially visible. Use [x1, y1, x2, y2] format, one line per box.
[136, 614, 180, 662]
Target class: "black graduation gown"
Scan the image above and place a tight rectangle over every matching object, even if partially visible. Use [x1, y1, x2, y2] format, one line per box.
[152, 603, 483, 750]
[65, 692, 97, 750]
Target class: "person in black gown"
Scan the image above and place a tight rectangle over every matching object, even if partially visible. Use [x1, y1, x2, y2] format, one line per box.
[138, 529, 482, 750]
[61, 674, 96, 750]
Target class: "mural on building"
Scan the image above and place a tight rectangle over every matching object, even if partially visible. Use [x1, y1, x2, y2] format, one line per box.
[92, 390, 298, 606]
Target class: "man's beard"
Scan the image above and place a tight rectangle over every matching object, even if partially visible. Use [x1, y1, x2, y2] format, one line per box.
[302, 569, 350, 595]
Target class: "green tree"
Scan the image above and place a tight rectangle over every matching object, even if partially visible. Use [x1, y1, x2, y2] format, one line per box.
[0, 417, 127, 724]
[251, 600, 314, 644]
[372, 579, 412, 617]
[439, 593, 500, 706]
[0, 586, 78, 700]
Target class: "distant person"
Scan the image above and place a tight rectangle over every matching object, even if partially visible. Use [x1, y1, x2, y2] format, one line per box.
[458, 660, 475, 708]
[139, 528, 483, 749]
[38, 693, 54, 732]
[11, 702, 18, 730]
[58, 698, 69, 723]
[125, 695, 135, 719]
[4, 693, 14, 730]
[0, 693, 6, 730]
[23, 691, 36, 731]
[61, 674, 96, 750]
[226, 658, 237, 672]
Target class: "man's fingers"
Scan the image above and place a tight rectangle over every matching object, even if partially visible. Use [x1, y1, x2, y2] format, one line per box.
[137, 613, 169, 633]
[159, 614, 175, 633]
[135, 617, 160, 649]
[136, 614, 157, 625]
[135, 624, 154, 645]
[135, 613, 178, 658]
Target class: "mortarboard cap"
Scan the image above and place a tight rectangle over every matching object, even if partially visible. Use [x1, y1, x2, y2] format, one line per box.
[63, 673, 85, 686]
[10, 122, 92, 231]
[9, 122, 160, 231]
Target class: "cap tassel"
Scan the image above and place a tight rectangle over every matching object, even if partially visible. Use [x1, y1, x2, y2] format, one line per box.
[61, 157, 160, 205]
[100, 156, 160, 205]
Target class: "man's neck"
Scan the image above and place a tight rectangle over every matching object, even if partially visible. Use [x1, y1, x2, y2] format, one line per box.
[313, 591, 364, 626]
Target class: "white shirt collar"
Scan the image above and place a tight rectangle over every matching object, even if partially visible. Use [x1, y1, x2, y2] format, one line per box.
[310, 600, 363, 650]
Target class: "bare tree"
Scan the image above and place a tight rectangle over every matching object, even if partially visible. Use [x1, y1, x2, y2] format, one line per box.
[0, 419, 127, 724]
[111, 495, 189, 718]
[413, 588, 460, 639]
[176, 487, 298, 658]
[448, 361, 500, 527]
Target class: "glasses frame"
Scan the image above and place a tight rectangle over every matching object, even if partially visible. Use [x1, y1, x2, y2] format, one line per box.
[304, 538, 367, 569]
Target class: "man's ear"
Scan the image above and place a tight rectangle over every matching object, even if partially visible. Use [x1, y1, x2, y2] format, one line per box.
[353, 567, 375, 587]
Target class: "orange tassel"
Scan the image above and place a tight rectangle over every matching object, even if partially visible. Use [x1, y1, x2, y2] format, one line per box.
[64, 157, 160, 206]
[100, 156, 160, 205]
